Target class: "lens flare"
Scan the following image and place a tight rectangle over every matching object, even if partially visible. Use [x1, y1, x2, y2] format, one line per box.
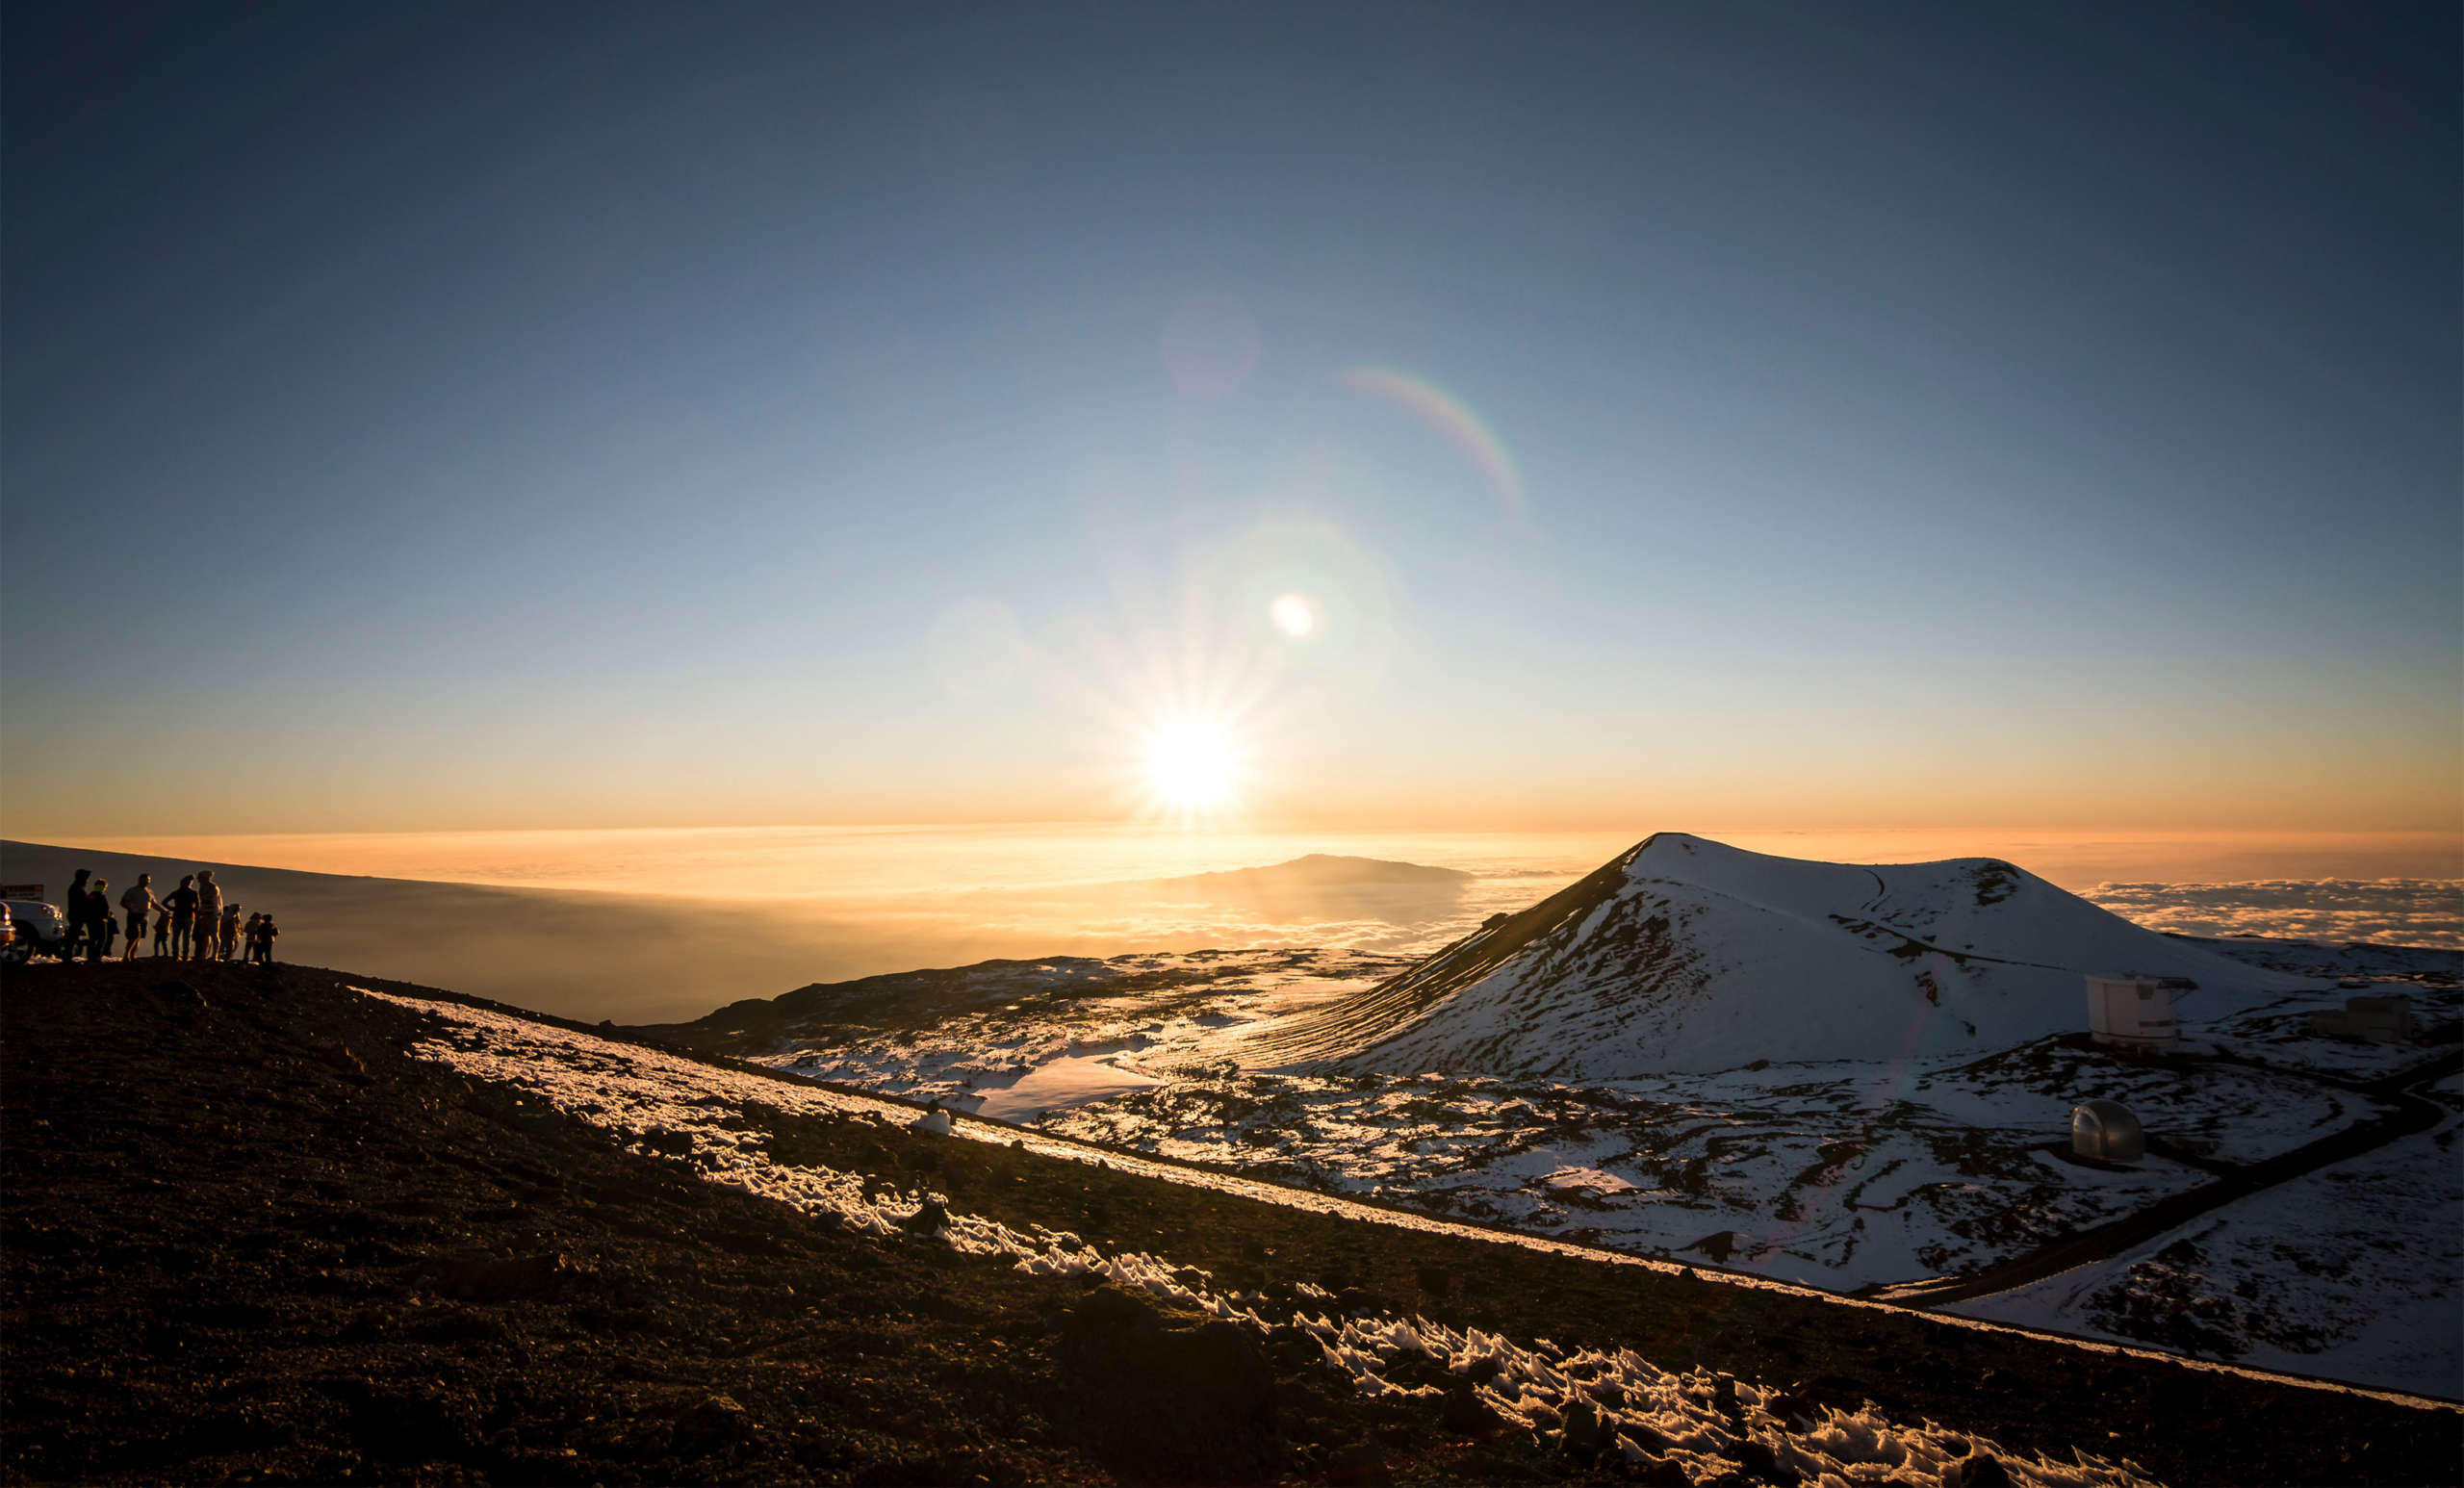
[1340, 366, 1526, 516]
[1269, 593, 1317, 638]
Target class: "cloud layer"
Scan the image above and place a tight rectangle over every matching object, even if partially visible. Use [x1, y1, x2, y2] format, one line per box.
[2084, 880, 2464, 951]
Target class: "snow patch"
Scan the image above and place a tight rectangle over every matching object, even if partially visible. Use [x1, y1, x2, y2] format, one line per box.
[971, 1055, 1161, 1122]
[356, 987, 2185, 1487]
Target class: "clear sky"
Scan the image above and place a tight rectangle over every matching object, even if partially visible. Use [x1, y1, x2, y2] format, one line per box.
[5, 2, 2456, 840]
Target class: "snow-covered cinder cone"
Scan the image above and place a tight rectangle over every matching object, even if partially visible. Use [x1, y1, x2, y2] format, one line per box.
[1248, 834, 2307, 1078]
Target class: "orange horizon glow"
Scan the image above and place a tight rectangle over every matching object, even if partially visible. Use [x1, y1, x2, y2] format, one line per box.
[13, 707, 2448, 842]
[15, 823, 2457, 904]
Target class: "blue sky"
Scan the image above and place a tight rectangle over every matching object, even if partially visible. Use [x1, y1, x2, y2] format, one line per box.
[5, 2, 2455, 837]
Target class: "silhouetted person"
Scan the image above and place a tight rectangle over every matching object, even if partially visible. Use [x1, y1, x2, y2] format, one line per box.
[118, 874, 157, 962]
[192, 871, 222, 962]
[62, 868, 90, 960]
[217, 904, 243, 962]
[164, 875, 199, 959]
[80, 879, 112, 962]
[249, 913, 279, 965]
[152, 909, 171, 958]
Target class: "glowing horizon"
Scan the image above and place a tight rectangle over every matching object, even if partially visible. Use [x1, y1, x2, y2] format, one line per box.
[17, 823, 2456, 900]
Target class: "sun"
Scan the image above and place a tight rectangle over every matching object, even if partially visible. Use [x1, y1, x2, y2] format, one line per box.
[1144, 718, 1239, 812]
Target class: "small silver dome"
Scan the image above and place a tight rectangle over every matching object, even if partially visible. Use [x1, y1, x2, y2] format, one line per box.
[2071, 1099, 2144, 1163]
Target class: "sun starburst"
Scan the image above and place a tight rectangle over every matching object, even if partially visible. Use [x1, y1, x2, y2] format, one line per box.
[1143, 718, 1241, 813]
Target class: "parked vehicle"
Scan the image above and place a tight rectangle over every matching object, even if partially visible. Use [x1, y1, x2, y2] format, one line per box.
[1, 898, 69, 962]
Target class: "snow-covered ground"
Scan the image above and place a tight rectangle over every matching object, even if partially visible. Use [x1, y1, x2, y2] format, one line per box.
[630, 837, 2461, 1398]
[707, 833, 2459, 1400]
[369, 984, 2382, 1486]
[1037, 1049, 2348, 1289]
[1955, 1084, 2464, 1399]
[760, 948, 1408, 1117]
[734, 946, 2458, 1394]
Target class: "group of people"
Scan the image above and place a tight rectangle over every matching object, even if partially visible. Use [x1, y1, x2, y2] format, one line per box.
[60, 867, 280, 965]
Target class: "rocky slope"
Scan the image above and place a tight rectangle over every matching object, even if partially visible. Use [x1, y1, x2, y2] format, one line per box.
[6, 961, 2457, 1486]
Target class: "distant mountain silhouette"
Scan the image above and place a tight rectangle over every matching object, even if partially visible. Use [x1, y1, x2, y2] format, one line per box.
[1140, 854, 1474, 925]
[0, 839, 911, 1023]
[1149, 854, 1471, 891]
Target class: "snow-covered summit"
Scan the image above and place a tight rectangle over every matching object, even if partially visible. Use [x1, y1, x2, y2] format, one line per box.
[1243, 833, 2314, 1077]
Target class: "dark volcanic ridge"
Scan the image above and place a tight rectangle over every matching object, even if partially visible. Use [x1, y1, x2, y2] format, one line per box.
[7, 960, 2456, 1487]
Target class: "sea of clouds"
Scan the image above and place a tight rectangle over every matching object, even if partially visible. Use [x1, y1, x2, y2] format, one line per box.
[2082, 880, 2464, 951]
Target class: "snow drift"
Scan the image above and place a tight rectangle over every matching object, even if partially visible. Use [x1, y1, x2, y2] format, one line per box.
[1243, 834, 2312, 1077]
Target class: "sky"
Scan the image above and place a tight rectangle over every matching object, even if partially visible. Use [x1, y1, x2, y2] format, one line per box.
[6, 2, 2457, 843]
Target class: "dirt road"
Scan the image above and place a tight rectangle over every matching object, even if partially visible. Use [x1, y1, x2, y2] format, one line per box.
[1870, 1049, 2461, 1311]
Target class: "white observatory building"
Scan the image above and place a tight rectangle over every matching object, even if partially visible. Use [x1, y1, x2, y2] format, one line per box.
[2086, 975, 2178, 1047]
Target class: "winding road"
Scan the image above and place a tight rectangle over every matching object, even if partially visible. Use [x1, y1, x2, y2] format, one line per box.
[1867, 1046, 2463, 1309]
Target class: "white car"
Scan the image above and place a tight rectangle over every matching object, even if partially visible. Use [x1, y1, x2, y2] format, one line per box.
[1, 898, 68, 962]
